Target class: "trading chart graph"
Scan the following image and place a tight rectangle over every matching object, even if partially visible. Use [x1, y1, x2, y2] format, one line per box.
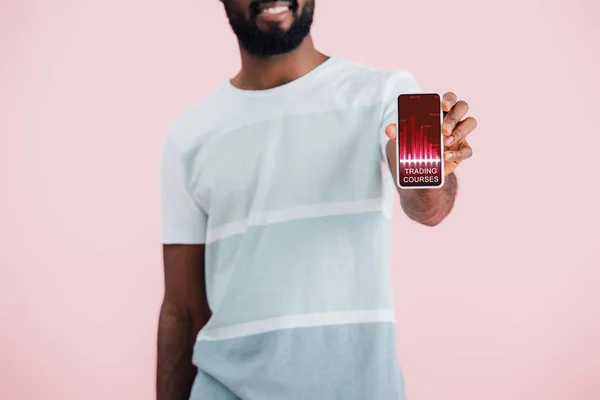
[397, 94, 443, 187]
[398, 115, 441, 164]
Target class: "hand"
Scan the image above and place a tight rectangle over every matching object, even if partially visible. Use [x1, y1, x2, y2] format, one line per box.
[385, 92, 477, 176]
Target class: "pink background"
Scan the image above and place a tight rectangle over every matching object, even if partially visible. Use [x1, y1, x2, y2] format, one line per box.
[1, 0, 599, 399]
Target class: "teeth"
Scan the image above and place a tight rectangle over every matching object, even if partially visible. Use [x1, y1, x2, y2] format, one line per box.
[262, 6, 289, 14]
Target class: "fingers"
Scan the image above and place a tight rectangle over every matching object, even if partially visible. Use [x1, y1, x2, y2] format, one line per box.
[442, 100, 469, 137]
[442, 92, 457, 112]
[445, 141, 473, 162]
[385, 123, 397, 141]
[444, 116, 477, 146]
[439, 93, 476, 168]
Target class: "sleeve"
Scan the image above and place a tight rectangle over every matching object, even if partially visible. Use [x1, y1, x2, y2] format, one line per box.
[379, 70, 422, 159]
[160, 134, 208, 244]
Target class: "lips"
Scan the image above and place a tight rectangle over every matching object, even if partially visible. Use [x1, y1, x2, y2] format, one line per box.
[251, 0, 297, 16]
[259, 1, 291, 11]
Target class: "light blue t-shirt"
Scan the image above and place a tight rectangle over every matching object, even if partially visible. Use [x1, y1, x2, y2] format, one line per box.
[161, 57, 421, 400]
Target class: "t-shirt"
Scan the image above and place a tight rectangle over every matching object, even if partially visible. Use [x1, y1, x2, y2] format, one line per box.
[160, 57, 421, 400]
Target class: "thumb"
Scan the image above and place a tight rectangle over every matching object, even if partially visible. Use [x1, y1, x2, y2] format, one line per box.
[385, 123, 397, 141]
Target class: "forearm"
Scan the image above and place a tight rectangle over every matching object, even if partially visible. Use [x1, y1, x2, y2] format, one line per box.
[386, 139, 458, 226]
[156, 302, 199, 400]
[399, 172, 457, 226]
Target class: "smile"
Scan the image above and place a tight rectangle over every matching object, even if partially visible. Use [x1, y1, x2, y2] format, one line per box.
[258, 1, 293, 15]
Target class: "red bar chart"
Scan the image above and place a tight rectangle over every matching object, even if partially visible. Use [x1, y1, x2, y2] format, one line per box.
[397, 94, 443, 187]
[399, 115, 441, 164]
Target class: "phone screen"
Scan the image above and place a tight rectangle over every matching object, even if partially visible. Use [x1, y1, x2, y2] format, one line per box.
[397, 93, 443, 188]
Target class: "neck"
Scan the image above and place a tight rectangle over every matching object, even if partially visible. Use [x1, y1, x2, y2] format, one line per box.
[231, 35, 328, 91]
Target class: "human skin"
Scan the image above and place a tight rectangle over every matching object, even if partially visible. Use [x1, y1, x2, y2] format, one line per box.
[385, 93, 477, 226]
[156, 1, 477, 399]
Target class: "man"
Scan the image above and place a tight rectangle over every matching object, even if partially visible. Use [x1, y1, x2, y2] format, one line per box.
[157, 0, 477, 399]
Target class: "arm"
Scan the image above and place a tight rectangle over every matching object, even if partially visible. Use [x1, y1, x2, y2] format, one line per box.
[385, 139, 458, 226]
[157, 244, 211, 400]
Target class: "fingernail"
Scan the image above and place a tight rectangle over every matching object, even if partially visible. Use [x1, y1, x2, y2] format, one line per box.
[445, 152, 453, 160]
[443, 101, 451, 110]
[445, 136, 454, 145]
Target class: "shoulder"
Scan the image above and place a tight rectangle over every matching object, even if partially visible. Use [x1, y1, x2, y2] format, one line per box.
[332, 58, 421, 102]
[164, 83, 231, 153]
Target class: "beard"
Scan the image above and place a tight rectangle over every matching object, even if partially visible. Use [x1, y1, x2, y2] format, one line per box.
[224, 0, 315, 57]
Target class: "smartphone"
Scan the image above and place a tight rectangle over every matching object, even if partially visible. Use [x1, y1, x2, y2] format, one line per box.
[396, 93, 444, 189]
